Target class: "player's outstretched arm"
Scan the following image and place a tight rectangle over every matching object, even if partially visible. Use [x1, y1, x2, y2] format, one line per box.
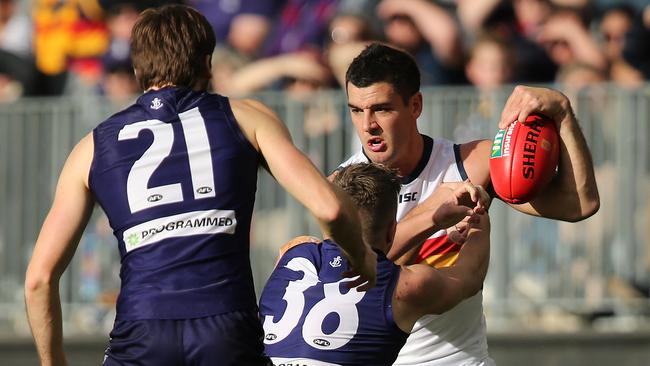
[231, 99, 376, 289]
[388, 182, 489, 264]
[497, 85, 600, 221]
[25, 133, 95, 366]
[392, 212, 490, 330]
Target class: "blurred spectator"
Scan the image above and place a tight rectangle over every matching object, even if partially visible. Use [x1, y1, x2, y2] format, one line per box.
[187, 0, 282, 57]
[456, 0, 502, 35]
[537, 7, 607, 72]
[465, 33, 514, 91]
[454, 34, 515, 142]
[621, 4, 650, 80]
[103, 3, 138, 70]
[599, 4, 636, 61]
[335, 0, 382, 37]
[217, 49, 333, 96]
[0, 0, 31, 58]
[210, 45, 249, 94]
[513, 0, 554, 38]
[557, 62, 607, 90]
[262, 0, 338, 57]
[100, 55, 138, 106]
[99, 3, 139, 105]
[328, 11, 376, 47]
[227, 13, 273, 58]
[33, 0, 110, 94]
[0, 0, 37, 100]
[597, 4, 644, 86]
[457, 0, 557, 83]
[0, 49, 37, 102]
[325, 5, 380, 87]
[376, 0, 465, 85]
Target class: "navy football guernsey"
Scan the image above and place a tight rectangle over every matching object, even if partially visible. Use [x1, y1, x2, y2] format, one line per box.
[89, 87, 260, 320]
[259, 239, 408, 366]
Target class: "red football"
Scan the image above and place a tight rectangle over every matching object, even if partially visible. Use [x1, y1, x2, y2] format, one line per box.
[489, 114, 560, 204]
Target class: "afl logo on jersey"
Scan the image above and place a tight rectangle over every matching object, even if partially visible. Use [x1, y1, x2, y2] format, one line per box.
[265, 333, 277, 341]
[313, 339, 331, 347]
[196, 186, 213, 194]
[147, 194, 163, 203]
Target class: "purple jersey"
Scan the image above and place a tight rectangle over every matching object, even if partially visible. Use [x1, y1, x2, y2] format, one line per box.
[90, 87, 260, 320]
[259, 240, 408, 366]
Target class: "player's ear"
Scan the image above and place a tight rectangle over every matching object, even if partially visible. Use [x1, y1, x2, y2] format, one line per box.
[410, 92, 423, 119]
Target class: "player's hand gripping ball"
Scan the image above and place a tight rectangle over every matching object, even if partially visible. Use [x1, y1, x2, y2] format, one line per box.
[489, 114, 559, 204]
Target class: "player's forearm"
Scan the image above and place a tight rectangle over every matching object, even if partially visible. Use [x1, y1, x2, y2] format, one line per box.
[320, 184, 368, 262]
[445, 223, 490, 298]
[25, 279, 67, 366]
[388, 210, 439, 262]
[557, 113, 600, 217]
[530, 111, 600, 221]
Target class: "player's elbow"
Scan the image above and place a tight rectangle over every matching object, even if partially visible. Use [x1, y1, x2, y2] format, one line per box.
[459, 277, 483, 302]
[317, 200, 345, 227]
[580, 195, 600, 221]
[24, 268, 57, 299]
[565, 192, 601, 222]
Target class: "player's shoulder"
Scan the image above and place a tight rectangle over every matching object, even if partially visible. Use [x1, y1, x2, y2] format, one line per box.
[229, 98, 279, 121]
[276, 235, 322, 262]
[94, 101, 148, 135]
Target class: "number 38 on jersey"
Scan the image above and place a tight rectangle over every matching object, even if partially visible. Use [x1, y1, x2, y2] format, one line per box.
[262, 257, 366, 350]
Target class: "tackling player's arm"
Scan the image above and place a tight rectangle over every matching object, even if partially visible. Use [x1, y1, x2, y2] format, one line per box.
[392, 212, 490, 331]
[463, 86, 600, 222]
[388, 182, 489, 265]
[25, 133, 95, 366]
[231, 99, 376, 289]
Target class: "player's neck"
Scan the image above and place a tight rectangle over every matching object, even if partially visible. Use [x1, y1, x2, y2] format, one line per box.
[396, 133, 424, 177]
[145, 80, 209, 93]
[145, 83, 176, 92]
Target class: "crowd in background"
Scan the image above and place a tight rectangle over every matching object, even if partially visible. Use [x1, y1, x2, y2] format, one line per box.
[0, 0, 649, 105]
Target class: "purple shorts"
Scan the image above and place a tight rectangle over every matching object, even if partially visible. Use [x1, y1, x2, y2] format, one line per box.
[103, 309, 272, 366]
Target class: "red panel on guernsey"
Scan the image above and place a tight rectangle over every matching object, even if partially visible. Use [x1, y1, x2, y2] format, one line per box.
[415, 235, 462, 267]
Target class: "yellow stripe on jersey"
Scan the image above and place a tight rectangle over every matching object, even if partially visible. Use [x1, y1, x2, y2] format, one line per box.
[422, 250, 460, 268]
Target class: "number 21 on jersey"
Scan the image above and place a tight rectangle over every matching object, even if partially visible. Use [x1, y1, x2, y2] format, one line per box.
[263, 257, 366, 350]
[118, 107, 215, 213]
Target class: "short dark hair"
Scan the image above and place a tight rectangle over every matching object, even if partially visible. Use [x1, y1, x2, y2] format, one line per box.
[345, 43, 420, 103]
[333, 163, 401, 241]
[131, 5, 216, 90]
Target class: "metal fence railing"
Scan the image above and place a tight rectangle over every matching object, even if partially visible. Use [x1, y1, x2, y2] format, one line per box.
[1, 84, 649, 336]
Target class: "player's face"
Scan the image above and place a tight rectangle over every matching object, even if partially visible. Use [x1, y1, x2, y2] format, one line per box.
[347, 82, 421, 172]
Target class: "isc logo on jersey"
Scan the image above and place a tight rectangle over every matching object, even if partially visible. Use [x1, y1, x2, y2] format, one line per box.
[399, 192, 418, 203]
